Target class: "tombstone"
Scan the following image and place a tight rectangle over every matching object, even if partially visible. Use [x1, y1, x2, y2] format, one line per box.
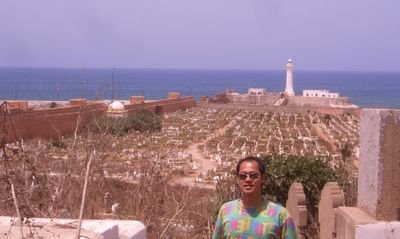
[104, 192, 112, 213]
[111, 203, 120, 214]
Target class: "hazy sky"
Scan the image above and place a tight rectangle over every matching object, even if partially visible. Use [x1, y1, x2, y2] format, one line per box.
[1, 0, 399, 71]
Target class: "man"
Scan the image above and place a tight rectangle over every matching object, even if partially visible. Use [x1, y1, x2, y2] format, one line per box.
[212, 156, 298, 239]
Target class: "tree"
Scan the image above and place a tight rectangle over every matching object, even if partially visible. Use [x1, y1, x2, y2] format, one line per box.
[126, 108, 162, 132]
[89, 108, 162, 136]
[260, 154, 336, 215]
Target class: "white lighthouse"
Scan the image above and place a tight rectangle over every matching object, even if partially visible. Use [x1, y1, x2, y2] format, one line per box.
[285, 58, 295, 96]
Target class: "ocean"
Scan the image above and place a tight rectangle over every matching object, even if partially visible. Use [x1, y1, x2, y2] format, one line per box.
[0, 67, 399, 108]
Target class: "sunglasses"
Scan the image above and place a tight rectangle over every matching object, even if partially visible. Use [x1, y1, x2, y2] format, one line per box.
[238, 172, 260, 181]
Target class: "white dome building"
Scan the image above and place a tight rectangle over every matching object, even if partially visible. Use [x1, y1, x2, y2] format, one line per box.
[107, 101, 128, 118]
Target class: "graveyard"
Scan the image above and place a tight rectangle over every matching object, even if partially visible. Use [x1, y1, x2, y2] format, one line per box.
[19, 107, 359, 188]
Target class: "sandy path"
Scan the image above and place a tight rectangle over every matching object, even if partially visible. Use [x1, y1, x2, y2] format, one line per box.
[174, 121, 234, 188]
[312, 124, 338, 152]
[312, 124, 359, 169]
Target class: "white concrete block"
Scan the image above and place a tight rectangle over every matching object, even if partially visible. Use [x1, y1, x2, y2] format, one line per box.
[0, 217, 146, 239]
[355, 222, 400, 239]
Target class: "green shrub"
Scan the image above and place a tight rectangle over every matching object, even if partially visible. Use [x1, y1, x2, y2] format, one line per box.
[126, 109, 162, 132]
[260, 154, 336, 215]
[90, 109, 162, 136]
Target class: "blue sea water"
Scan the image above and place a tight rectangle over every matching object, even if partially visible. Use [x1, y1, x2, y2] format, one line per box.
[0, 67, 399, 108]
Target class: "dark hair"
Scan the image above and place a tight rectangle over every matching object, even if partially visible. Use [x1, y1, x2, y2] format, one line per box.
[236, 156, 265, 175]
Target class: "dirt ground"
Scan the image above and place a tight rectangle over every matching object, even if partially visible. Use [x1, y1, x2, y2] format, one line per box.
[173, 121, 234, 188]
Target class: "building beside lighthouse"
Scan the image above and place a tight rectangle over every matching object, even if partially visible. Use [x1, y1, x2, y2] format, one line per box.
[209, 59, 356, 108]
[303, 90, 339, 98]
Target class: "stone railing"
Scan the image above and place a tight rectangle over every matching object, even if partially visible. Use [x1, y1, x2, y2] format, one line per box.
[286, 182, 307, 238]
[286, 181, 400, 239]
[318, 182, 344, 239]
[285, 109, 400, 239]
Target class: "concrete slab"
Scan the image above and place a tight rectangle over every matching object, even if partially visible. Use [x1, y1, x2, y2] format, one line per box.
[0, 216, 146, 239]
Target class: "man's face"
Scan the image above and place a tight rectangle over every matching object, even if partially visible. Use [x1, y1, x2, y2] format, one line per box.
[237, 160, 263, 197]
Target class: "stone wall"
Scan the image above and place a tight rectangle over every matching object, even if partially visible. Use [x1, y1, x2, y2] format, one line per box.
[1, 95, 196, 143]
[287, 96, 352, 107]
[336, 207, 377, 239]
[125, 96, 196, 113]
[226, 94, 353, 107]
[198, 102, 360, 116]
[3, 102, 106, 142]
[228, 94, 280, 105]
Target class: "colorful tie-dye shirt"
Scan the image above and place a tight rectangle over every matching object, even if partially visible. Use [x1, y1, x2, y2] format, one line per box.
[212, 199, 297, 239]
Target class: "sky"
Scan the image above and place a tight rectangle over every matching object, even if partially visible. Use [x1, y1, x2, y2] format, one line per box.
[0, 0, 399, 71]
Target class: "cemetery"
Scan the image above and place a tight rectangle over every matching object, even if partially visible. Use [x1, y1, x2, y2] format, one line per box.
[29, 107, 359, 188]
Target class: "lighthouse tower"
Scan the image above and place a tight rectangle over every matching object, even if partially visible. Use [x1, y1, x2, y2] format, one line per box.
[285, 58, 295, 96]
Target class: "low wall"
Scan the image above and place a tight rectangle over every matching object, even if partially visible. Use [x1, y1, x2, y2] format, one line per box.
[228, 94, 280, 105]
[287, 96, 352, 107]
[3, 102, 106, 142]
[198, 102, 360, 116]
[336, 207, 377, 239]
[226, 94, 353, 108]
[125, 96, 196, 113]
[335, 207, 400, 239]
[2, 96, 196, 142]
